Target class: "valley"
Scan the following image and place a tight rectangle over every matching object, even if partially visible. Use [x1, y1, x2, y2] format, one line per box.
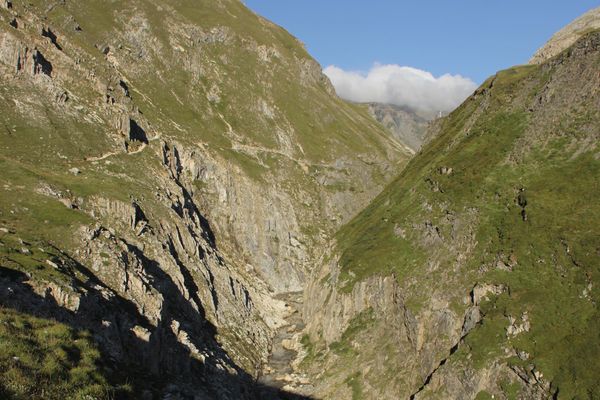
[0, 1, 598, 399]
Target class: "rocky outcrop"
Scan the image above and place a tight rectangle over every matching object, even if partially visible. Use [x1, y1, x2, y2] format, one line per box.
[302, 258, 486, 399]
[530, 6, 600, 64]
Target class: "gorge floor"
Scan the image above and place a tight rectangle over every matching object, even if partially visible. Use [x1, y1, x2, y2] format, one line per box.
[257, 291, 312, 399]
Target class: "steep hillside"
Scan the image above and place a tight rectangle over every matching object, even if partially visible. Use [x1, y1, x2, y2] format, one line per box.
[0, 0, 410, 398]
[302, 29, 600, 399]
[367, 103, 432, 152]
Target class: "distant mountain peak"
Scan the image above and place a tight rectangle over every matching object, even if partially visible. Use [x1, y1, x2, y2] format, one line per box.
[366, 103, 437, 152]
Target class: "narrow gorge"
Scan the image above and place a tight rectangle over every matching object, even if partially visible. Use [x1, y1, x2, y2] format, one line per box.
[0, 1, 599, 400]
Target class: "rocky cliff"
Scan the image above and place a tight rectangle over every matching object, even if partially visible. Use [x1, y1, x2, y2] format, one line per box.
[301, 27, 600, 400]
[0, 0, 410, 398]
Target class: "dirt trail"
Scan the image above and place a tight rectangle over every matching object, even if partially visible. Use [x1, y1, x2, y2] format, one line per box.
[85, 143, 148, 162]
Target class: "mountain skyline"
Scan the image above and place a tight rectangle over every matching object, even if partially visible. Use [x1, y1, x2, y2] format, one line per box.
[245, 0, 599, 83]
[245, 1, 599, 112]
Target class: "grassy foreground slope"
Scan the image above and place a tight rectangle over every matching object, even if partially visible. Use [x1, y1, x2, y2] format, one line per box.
[0, 306, 116, 400]
[326, 31, 600, 398]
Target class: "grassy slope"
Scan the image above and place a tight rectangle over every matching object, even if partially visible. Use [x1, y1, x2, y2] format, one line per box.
[0, 307, 119, 400]
[334, 33, 600, 397]
[0, 233, 123, 399]
[21, 0, 400, 167]
[0, 230, 140, 399]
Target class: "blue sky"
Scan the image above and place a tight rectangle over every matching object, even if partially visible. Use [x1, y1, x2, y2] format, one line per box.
[244, 1, 599, 84]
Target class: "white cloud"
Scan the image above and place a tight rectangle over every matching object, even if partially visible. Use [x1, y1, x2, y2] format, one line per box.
[323, 64, 477, 113]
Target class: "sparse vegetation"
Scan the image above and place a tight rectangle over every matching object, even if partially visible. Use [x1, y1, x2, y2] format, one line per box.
[329, 308, 375, 357]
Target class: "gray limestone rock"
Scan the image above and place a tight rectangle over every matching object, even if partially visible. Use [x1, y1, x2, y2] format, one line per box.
[530, 7, 600, 64]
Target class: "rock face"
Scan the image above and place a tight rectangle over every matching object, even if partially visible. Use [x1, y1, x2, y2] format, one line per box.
[0, 0, 408, 398]
[367, 103, 434, 151]
[530, 6, 600, 64]
[300, 26, 600, 400]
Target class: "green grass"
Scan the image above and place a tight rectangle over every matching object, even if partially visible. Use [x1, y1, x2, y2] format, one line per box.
[0, 307, 119, 400]
[336, 103, 528, 291]
[461, 299, 508, 369]
[0, 161, 93, 250]
[499, 379, 522, 400]
[474, 391, 494, 400]
[0, 227, 106, 290]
